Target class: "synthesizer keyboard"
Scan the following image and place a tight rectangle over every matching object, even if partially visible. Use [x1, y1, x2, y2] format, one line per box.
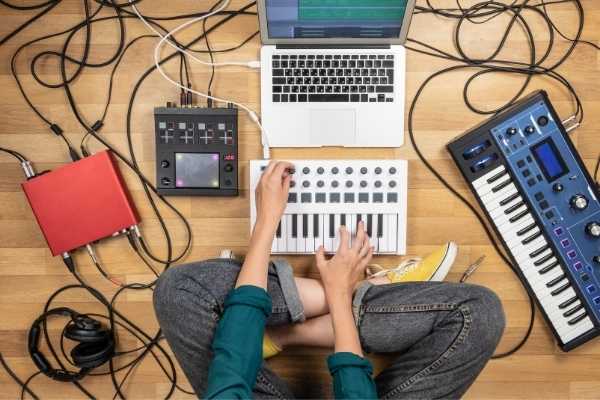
[249, 160, 408, 254]
[448, 90, 600, 351]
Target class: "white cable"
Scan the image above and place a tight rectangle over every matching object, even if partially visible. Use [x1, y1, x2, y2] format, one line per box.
[128, 0, 270, 159]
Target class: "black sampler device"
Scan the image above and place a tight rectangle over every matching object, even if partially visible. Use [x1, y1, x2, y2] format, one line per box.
[154, 105, 239, 196]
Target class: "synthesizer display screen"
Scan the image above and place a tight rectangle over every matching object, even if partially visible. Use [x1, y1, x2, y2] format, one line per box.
[531, 138, 569, 182]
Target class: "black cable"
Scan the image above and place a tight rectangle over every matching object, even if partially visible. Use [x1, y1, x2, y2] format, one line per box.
[0, 146, 27, 162]
[0, 353, 40, 400]
[0, 0, 61, 47]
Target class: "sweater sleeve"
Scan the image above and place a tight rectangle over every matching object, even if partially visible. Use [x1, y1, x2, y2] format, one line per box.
[328, 352, 378, 399]
[204, 285, 272, 399]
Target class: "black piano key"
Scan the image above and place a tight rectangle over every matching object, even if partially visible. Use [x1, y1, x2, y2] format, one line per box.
[559, 296, 578, 309]
[302, 214, 308, 238]
[313, 214, 319, 237]
[539, 260, 559, 274]
[546, 274, 566, 288]
[367, 214, 373, 237]
[276, 221, 282, 238]
[522, 230, 542, 245]
[329, 214, 335, 238]
[377, 214, 383, 237]
[551, 282, 571, 296]
[567, 311, 588, 325]
[356, 214, 362, 227]
[487, 170, 508, 184]
[517, 222, 537, 236]
[499, 192, 520, 206]
[530, 244, 550, 259]
[563, 303, 584, 318]
[504, 201, 525, 215]
[491, 179, 511, 193]
[534, 252, 554, 266]
[292, 214, 298, 238]
[341, 214, 346, 227]
[508, 209, 529, 223]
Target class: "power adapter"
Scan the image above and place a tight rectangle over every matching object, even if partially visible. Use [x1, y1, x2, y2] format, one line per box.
[22, 150, 140, 256]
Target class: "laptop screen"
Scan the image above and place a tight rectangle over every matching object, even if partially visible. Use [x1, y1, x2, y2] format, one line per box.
[265, 0, 410, 39]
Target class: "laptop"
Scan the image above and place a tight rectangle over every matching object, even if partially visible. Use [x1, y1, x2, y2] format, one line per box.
[258, 0, 416, 148]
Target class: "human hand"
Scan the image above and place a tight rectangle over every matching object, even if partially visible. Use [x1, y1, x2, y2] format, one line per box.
[255, 160, 294, 232]
[315, 222, 374, 301]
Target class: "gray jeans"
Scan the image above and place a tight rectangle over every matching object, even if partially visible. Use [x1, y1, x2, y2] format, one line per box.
[153, 259, 505, 399]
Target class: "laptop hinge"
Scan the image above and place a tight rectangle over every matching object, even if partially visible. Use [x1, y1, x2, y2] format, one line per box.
[275, 44, 391, 50]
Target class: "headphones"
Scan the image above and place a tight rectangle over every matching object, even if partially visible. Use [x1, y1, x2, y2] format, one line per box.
[28, 307, 115, 382]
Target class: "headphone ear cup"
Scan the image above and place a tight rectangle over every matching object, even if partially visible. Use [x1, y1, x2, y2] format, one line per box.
[71, 340, 114, 369]
[65, 321, 109, 343]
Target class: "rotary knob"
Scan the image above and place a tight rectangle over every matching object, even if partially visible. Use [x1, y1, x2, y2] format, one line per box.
[586, 222, 600, 238]
[570, 194, 589, 211]
[552, 183, 564, 192]
[594, 256, 600, 264]
[506, 127, 518, 136]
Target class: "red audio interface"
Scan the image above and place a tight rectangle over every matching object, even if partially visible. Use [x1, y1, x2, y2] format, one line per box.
[22, 150, 140, 256]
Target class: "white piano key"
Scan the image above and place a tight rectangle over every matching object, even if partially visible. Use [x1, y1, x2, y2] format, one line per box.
[324, 214, 333, 252]
[343, 214, 352, 248]
[472, 165, 506, 189]
[287, 214, 297, 253]
[297, 214, 306, 252]
[481, 185, 518, 211]
[387, 214, 398, 254]
[370, 214, 379, 251]
[315, 214, 325, 251]
[306, 214, 315, 253]
[333, 214, 341, 250]
[348, 214, 356, 246]
[277, 217, 288, 253]
[475, 174, 511, 197]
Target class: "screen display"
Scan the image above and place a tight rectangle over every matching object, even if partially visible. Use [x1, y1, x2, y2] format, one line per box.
[175, 153, 220, 188]
[531, 139, 568, 182]
[265, 0, 409, 39]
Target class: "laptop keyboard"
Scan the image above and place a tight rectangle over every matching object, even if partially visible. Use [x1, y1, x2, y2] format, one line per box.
[271, 54, 395, 103]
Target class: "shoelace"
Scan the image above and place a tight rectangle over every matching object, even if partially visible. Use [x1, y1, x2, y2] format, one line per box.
[367, 258, 423, 279]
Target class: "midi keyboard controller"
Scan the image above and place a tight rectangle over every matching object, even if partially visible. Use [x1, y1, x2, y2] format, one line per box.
[448, 90, 600, 351]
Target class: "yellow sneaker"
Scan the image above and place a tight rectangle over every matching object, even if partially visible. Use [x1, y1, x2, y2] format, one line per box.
[368, 242, 458, 283]
[262, 333, 281, 359]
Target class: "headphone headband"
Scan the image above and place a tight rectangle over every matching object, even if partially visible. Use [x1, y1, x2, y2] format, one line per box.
[28, 307, 111, 383]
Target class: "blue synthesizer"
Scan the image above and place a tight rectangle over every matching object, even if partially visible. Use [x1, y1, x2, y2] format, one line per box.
[447, 90, 600, 351]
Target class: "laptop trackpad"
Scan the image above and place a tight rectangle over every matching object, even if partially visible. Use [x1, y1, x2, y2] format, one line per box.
[309, 109, 356, 146]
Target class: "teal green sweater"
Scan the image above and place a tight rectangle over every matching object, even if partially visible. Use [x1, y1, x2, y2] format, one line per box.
[205, 285, 377, 399]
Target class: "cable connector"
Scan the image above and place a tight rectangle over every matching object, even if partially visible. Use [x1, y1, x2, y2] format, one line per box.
[20, 161, 35, 179]
[49, 124, 64, 136]
[562, 115, 580, 134]
[62, 252, 75, 273]
[247, 60, 261, 69]
[91, 120, 103, 132]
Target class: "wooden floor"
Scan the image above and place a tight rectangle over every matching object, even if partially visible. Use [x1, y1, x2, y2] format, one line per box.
[1, 0, 600, 398]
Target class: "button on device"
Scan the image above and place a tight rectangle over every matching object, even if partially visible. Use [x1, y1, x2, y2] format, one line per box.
[534, 192, 544, 201]
[331, 167, 339, 174]
[524, 126, 535, 135]
[344, 193, 355, 203]
[360, 167, 368, 174]
[538, 115, 549, 127]
[288, 193, 297, 203]
[587, 285, 597, 294]
[360, 180, 367, 188]
[224, 179, 232, 186]
[330, 193, 341, 203]
[526, 155, 533, 163]
[374, 167, 382, 175]
[389, 180, 397, 188]
[523, 169, 531, 177]
[302, 181, 310, 188]
[331, 180, 339, 188]
[161, 160, 170, 168]
[517, 160, 526, 168]
[554, 227, 564, 236]
[594, 296, 600, 305]
[301, 193, 312, 203]
[224, 163, 234, 173]
[161, 177, 171, 185]
[527, 178, 536, 187]
[373, 193, 383, 203]
[573, 261, 583, 271]
[317, 180, 325, 188]
[545, 210, 554, 219]
[506, 127, 518, 136]
[345, 181, 353, 188]
[389, 167, 397, 174]
[582, 273, 590, 282]
[345, 167, 353, 174]
[316, 193, 326, 203]
[561, 239, 570, 248]
[302, 167, 310, 174]
[387, 193, 398, 203]
[539, 200, 549, 210]
[553, 183, 564, 192]
[317, 167, 324, 174]
[374, 181, 382, 188]
[359, 193, 369, 203]
[567, 250, 577, 259]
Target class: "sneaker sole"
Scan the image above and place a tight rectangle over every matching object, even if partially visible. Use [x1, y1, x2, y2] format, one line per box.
[430, 241, 458, 282]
